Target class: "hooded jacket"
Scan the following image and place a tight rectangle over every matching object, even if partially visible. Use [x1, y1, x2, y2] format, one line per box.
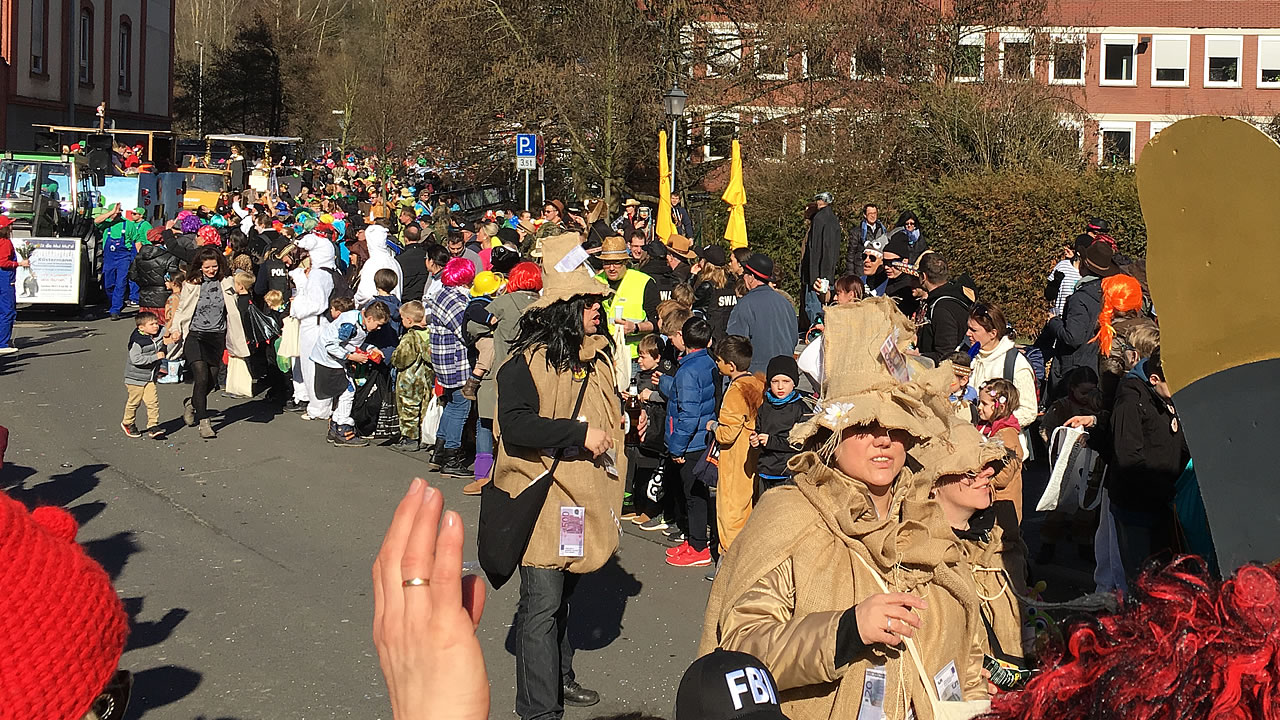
[701, 454, 987, 720]
[1044, 274, 1104, 389]
[355, 225, 403, 307]
[660, 348, 718, 456]
[128, 244, 182, 308]
[916, 282, 973, 362]
[1107, 361, 1189, 512]
[291, 233, 337, 325]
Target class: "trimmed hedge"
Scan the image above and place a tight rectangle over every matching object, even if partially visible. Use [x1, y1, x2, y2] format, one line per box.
[698, 166, 1147, 337]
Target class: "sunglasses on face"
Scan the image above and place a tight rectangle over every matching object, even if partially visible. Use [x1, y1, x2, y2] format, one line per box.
[904, 221, 916, 227]
[862, 253, 879, 261]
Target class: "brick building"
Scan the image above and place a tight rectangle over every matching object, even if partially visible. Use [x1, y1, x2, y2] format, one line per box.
[684, 2, 1280, 167]
[0, 0, 175, 148]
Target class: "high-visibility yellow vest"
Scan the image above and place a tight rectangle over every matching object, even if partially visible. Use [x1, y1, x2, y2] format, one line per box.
[598, 267, 653, 358]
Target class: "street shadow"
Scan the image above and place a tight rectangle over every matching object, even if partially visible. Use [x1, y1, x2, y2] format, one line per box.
[2, 462, 104, 510]
[13, 327, 100, 350]
[123, 597, 190, 652]
[125, 665, 203, 719]
[503, 557, 644, 657]
[212, 398, 281, 428]
[0, 357, 29, 375]
[83, 530, 143, 581]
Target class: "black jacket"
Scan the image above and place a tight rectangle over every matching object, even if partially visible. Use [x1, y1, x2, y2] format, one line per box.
[803, 205, 841, 284]
[1108, 370, 1189, 512]
[398, 244, 430, 302]
[168, 233, 198, 265]
[128, 244, 182, 308]
[694, 281, 737, 342]
[755, 394, 810, 477]
[917, 282, 973, 362]
[1044, 275, 1104, 389]
[254, 258, 291, 301]
[884, 273, 921, 318]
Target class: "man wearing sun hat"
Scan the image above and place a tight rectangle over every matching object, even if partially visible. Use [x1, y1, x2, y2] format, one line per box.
[595, 235, 659, 360]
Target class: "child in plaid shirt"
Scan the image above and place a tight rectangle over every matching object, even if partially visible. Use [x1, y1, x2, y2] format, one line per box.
[425, 258, 475, 474]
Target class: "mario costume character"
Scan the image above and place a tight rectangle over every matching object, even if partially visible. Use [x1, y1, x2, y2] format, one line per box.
[96, 204, 144, 318]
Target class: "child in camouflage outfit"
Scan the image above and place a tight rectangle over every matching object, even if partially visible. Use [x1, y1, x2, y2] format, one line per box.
[391, 300, 435, 450]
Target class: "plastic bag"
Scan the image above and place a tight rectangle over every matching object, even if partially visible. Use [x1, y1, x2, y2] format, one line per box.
[278, 316, 300, 357]
[244, 303, 282, 347]
[226, 356, 253, 397]
[1037, 426, 1093, 512]
[420, 394, 443, 445]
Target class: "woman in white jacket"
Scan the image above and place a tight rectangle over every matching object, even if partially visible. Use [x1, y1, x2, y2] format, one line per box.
[290, 233, 337, 419]
[355, 224, 402, 307]
[965, 302, 1038, 430]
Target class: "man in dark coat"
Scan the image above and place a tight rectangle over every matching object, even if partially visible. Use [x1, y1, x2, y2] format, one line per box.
[1043, 241, 1125, 396]
[128, 231, 182, 316]
[845, 203, 888, 275]
[800, 191, 841, 330]
[915, 253, 973, 362]
[397, 225, 429, 302]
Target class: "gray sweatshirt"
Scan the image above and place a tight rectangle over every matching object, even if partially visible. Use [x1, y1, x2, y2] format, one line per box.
[125, 328, 165, 385]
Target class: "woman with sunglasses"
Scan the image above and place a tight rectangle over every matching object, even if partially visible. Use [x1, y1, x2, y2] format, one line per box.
[890, 210, 929, 265]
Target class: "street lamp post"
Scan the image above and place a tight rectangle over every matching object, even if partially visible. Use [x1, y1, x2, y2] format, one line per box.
[195, 41, 205, 139]
[662, 82, 687, 194]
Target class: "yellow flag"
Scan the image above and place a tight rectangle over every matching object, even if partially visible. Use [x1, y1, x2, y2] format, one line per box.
[657, 130, 674, 243]
[722, 139, 748, 249]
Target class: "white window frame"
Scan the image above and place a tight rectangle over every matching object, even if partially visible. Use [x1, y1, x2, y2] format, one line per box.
[851, 44, 885, 80]
[705, 30, 742, 78]
[1060, 118, 1085, 150]
[752, 115, 787, 160]
[1099, 34, 1137, 87]
[801, 114, 838, 160]
[801, 44, 838, 79]
[1048, 34, 1085, 85]
[1204, 35, 1243, 88]
[679, 28, 696, 78]
[1150, 35, 1190, 88]
[953, 32, 985, 82]
[754, 40, 788, 81]
[1150, 121, 1171, 139]
[703, 113, 740, 161]
[999, 32, 1034, 80]
[1259, 36, 1280, 88]
[1098, 121, 1136, 167]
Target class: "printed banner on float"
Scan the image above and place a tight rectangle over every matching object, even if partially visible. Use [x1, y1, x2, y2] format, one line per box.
[15, 237, 83, 305]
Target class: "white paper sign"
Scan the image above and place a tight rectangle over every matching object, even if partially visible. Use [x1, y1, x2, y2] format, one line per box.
[554, 244, 589, 273]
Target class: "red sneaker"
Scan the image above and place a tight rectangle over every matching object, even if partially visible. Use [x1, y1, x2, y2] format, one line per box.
[665, 541, 690, 557]
[667, 546, 712, 567]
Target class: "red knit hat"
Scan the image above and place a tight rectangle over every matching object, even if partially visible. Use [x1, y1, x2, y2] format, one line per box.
[0, 490, 128, 719]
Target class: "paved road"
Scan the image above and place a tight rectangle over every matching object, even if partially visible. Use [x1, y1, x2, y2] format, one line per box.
[1, 315, 712, 720]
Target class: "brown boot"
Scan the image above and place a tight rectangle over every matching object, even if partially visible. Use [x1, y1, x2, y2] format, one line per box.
[462, 476, 490, 496]
[198, 418, 217, 439]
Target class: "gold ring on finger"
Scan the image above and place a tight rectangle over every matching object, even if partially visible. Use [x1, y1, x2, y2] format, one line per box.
[402, 577, 430, 587]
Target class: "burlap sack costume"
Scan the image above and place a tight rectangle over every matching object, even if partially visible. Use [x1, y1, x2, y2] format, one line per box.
[700, 299, 989, 720]
[490, 233, 625, 573]
[915, 425, 1032, 662]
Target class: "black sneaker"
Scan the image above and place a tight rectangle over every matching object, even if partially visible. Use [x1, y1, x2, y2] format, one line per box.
[120, 421, 142, 438]
[283, 400, 306, 413]
[326, 422, 341, 444]
[393, 436, 421, 451]
[665, 531, 687, 545]
[332, 425, 370, 447]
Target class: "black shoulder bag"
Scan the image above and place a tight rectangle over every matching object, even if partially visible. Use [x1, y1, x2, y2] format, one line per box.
[477, 370, 592, 589]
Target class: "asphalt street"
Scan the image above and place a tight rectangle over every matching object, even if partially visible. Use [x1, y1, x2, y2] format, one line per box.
[1, 314, 712, 720]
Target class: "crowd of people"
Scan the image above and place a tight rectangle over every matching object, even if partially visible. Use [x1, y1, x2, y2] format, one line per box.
[0, 152, 1239, 720]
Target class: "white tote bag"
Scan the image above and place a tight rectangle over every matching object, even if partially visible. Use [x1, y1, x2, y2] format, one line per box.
[1037, 426, 1095, 512]
[419, 394, 443, 446]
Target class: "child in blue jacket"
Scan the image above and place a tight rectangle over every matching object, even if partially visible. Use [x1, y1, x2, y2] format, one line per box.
[659, 316, 719, 568]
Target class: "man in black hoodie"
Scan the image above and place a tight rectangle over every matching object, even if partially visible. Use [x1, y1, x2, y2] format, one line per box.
[1108, 348, 1189, 577]
[915, 253, 973, 362]
[128, 232, 182, 319]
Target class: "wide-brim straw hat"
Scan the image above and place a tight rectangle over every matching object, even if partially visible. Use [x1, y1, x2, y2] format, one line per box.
[527, 232, 614, 311]
[598, 235, 630, 261]
[788, 297, 956, 453]
[912, 424, 1013, 488]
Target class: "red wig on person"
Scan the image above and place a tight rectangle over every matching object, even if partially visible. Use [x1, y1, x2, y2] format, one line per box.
[986, 556, 1280, 719]
[1091, 274, 1143, 356]
[506, 261, 543, 293]
[441, 258, 477, 288]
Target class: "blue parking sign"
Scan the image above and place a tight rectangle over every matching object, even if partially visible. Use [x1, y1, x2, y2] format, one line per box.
[516, 134, 537, 158]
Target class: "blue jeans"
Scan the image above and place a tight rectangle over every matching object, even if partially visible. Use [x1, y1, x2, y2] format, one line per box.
[803, 287, 824, 328]
[476, 417, 494, 455]
[515, 566, 579, 720]
[438, 386, 471, 450]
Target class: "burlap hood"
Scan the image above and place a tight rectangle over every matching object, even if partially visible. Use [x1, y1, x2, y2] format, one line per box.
[789, 298, 956, 451]
[911, 424, 1012, 492]
[527, 232, 613, 311]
